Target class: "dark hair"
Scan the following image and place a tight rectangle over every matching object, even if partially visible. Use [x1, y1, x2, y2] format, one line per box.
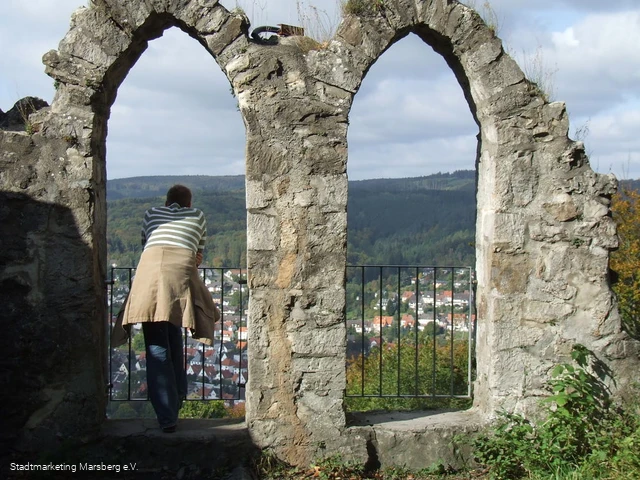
[166, 184, 192, 207]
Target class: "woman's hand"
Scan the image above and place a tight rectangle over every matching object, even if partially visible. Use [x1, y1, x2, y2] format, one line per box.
[196, 251, 203, 267]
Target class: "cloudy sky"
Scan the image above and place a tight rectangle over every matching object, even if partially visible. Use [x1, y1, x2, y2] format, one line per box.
[1, 0, 639, 180]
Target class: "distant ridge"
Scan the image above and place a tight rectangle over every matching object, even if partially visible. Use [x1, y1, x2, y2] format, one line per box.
[107, 175, 245, 200]
[349, 170, 476, 192]
[107, 171, 475, 200]
[106, 170, 478, 268]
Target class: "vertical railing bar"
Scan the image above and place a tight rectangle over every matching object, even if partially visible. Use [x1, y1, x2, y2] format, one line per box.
[127, 268, 133, 401]
[375, 267, 380, 395]
[380, 266, 391, 397]
[360, 267, 365, 396]
[414, 266, 419, 397]
[237, 268, 241, 399]
[180, 319, 188, 394]
[200, 330, 205, 401]
[396, 267, 401, 397]
[199, 267, 206, 400]
[180, 328, 187, 396]
[110, 262, 479, 405]
[390, 267, 395, 395]
[243, 267, 246, 400]
[389, 267, 396, 397]
[378, 267, 384, 317]
[468, 267, 475, 398]
[201, 268, 207, 400]
[378, 266, 383, 397]
[450, 267, 455, 397]
[108, 267, 114, 401]
[220, 268, 225, 400]
[432, 267, 437, 399]
[239, 267, 246, 400]
[107, 265, 251, 404]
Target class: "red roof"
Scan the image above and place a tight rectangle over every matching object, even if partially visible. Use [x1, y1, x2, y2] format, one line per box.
[373, 316, 394, 327]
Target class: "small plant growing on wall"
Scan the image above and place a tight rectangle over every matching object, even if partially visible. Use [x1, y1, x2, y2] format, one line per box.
[342, 0, 385, 16]
[296, 0, 340, 45]
[461, 0, 501, 34]
[16, 97, 39, 135]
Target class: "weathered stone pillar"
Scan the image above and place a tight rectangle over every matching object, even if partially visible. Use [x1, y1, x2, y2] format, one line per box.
[229, 44, 352, 465]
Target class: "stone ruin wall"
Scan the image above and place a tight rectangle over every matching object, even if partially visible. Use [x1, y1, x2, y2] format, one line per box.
[1, 0, 638, 467]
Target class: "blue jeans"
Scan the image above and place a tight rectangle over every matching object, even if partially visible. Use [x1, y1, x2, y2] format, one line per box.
[142, 322, 187, 428]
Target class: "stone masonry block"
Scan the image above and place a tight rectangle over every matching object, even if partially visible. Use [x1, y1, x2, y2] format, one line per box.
[247, 213, 277, 250]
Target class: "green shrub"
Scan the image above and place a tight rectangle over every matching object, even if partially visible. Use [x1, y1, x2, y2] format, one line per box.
[473, 345, 640, 479]
[179, 400, 227, 419]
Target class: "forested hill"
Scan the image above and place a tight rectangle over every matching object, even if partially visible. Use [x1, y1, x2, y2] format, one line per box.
[107, 175, 245, 200]
[107, 171, 476, 268]
[350, 170, 476, 193]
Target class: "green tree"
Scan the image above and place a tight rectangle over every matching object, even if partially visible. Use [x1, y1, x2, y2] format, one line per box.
[131, 332, 145, 352]
[419, 321, 445, 340]
[385, 298, 397, 316]
[345, 336, 470, 411]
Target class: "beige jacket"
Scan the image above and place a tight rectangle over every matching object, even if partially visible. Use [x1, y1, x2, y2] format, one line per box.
[110, 246, 220, 347]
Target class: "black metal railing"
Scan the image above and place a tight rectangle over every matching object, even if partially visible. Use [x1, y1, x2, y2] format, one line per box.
[345, 265, 476, 402]
[107, 266, 248, 404]
[107, 264, 476, 408]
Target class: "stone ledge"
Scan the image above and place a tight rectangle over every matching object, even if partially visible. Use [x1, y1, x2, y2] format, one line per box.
[56, 418, 258, 473]
[102, 417, 249, 439]
[347, 409, 487, 470]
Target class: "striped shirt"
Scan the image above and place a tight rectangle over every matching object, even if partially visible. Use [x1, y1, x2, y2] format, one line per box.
[141, 203, 206, 253]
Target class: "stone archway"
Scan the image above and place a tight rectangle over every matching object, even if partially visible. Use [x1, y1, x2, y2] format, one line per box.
[233, 0, 638, 465]
[1, 0, 250, 451]
[1, 0, 638, 470]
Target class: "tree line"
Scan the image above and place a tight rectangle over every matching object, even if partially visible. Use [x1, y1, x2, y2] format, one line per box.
[107, 172, 477, 269]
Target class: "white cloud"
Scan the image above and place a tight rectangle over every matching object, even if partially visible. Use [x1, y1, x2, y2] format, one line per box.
[550, 11, 640, 85]
[348, 34, 478, 177]
[586, 107, 640, 165]
[0, 0, 82, 108]
[350, 76, 476, 143]
[552, 27, 579, 48]
[106, 27, 245, 179]
[348, 134, 477, 181]
[1, 0, 640, 180]
[508, 10, 640, 113]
